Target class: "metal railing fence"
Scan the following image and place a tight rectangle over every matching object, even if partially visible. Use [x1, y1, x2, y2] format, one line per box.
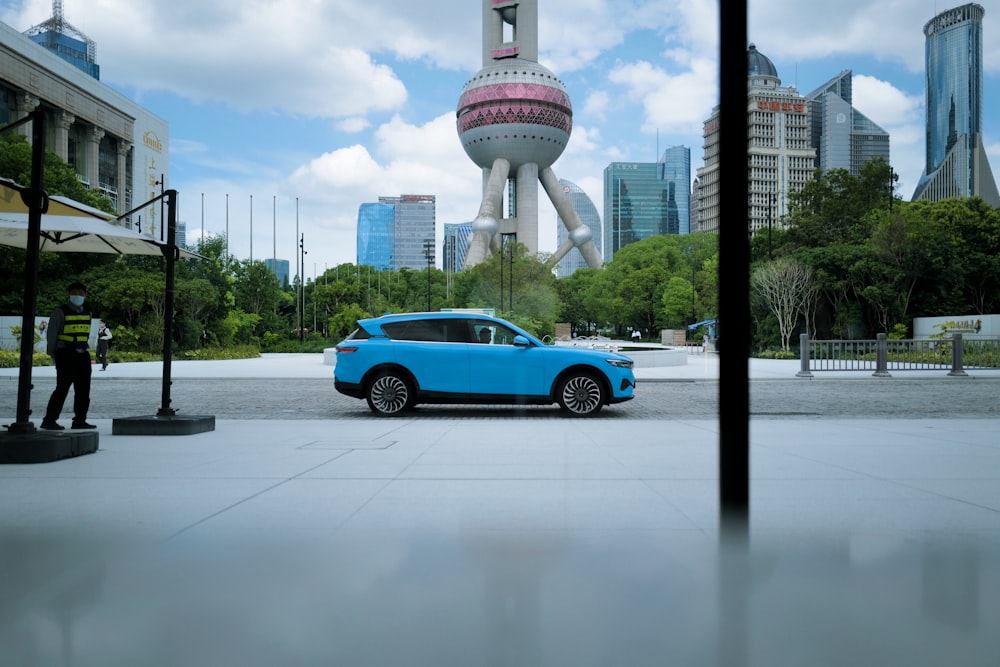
[797, 333, 1000, 377]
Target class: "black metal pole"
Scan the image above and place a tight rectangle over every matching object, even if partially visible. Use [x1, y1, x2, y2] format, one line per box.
[157, 190, 179, 416]
[508, 237, 513, 312]
[499, 238, 504, 313]
[299, 234, 305, 342]
[10, 110, 47, 432]
[423, 239, 434, 311]
[718, 0, 750, 532]
[768, 195, 773, 260]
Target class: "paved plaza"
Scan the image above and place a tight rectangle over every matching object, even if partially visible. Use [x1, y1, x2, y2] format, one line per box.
[2, 354, 999, 665]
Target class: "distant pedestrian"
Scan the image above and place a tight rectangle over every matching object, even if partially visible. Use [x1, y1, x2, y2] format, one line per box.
[96, 319, 113, 370]
[41, 282, 96, 430]
[702, 333, 710, 353]
[631, 329, 641, 341]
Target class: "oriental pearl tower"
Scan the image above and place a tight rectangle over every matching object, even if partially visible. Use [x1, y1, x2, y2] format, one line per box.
[457, 0, 603, 269]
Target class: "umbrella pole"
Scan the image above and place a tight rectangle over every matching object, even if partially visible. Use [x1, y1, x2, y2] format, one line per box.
[157, 190, 178, 416]
[10, 110, 47, 433]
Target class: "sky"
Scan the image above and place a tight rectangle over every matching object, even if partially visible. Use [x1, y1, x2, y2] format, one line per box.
[2, 0, 999, 275]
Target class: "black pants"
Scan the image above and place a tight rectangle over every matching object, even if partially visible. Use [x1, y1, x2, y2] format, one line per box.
[97, 340, 109, 368]
[45, 349, 92, 423]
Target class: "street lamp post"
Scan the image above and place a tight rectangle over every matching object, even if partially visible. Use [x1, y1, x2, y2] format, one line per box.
[767, 194, 775, 260]
[299, 233, 306, 342]
[423, 239, 435, 311]
[501, 233, 515, 312]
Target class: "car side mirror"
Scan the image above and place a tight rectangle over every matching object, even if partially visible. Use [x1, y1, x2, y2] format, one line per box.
[513, 335, 530, 347]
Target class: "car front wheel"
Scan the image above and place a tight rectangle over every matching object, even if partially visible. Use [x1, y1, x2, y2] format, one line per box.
[366, 370, 414, 415]
[556, 372, 605, 416]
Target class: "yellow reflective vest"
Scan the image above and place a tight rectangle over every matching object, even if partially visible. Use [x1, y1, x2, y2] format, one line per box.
[56, 306, 92, 349]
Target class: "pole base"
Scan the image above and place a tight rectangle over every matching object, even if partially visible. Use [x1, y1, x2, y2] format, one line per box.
[112, 415, 216, 436]
[0, 429, 99, 464]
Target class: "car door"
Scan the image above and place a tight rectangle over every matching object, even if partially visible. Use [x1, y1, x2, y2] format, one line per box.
[382, 318, 470, 395]
[467, 319, 546, 398]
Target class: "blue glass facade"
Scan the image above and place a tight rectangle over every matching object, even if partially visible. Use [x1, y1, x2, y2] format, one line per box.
[603, 154, 690, 262]
[27, 31, 100, 79]
[912, 3, 998, 205]
[443, 223, 473, 273]
[924, 4, 981, 176]
[658, 146, 691, 235]
[356, 202, 395, 270]
[264, 258, 290, 287]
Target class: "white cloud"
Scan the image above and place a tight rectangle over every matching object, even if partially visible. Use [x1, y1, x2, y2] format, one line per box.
[336, 117, 371, 134]
[851, 74, 925, 192]
[608, 58, 717, 135]
[6, 0, 998, 269]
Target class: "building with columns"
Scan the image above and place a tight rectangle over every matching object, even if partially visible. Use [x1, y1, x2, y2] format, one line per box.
[1, 20, 168, 233]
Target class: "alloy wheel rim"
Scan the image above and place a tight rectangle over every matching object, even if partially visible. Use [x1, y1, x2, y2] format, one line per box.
[372, 376, 408, 413]
[562, 376, 601, 414]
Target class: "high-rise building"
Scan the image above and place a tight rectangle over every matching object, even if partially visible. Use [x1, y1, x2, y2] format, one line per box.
[603, 162, 669, 262]
[807, 70, 890, 176]
[356, 195, 436, 271]
[555, 179, 602, 277]
[264, 258, 290, 287]
[658, 146, 691, 235]
[443, 223, 473, 273]
[912, 3, 1000, 206]
[356, 202, 395, 270]
[690, 177, 701, 233]
[696, 44, 815, 236]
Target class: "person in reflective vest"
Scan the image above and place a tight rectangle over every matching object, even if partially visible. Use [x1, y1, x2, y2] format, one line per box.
[41, 281, 96, 430]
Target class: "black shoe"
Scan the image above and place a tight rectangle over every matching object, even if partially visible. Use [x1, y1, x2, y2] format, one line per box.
[71, 421, 97, 430]
[40, 420, 65, 431]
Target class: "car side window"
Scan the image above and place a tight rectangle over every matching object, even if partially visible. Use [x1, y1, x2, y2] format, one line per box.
[472, 320, 518, 345]
[382, 319, 447, 342]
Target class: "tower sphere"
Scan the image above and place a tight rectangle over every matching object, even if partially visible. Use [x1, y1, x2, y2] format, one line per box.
[456, 58, 572, 171]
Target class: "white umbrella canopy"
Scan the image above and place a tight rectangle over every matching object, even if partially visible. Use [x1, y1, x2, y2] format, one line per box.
[0, 213, 202, 258]
[0, 181, 199, 258]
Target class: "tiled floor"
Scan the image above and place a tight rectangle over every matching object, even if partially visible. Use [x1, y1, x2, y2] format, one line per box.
[2, 357, 999, 665]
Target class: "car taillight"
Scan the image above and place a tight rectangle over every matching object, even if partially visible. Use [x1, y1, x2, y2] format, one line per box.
[337, 346, 358, 354]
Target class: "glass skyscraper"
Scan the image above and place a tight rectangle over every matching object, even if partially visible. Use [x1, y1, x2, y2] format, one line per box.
[555, 179, 602, 277]
[356, 202, 395, 270]
[658, 146, 691, 235]
[443, 222, 473, 273]
[264, 258, 290, 287]
[912, 3, 999, 206]
[603, 162, 669, 262]
[357, 195, 436, 271]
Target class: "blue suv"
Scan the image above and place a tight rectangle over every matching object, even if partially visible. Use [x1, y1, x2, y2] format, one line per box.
[334, 312, 635, 416]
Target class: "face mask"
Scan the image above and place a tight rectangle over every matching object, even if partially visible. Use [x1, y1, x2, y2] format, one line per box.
[69, 295, 85, 306]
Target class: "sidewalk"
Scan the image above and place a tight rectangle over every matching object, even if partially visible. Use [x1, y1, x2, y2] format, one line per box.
[2, 353, 999, 664]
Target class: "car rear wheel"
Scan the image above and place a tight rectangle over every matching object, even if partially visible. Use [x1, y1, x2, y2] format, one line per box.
[366, 370, 414, 415]
[556, 372, 605, 416]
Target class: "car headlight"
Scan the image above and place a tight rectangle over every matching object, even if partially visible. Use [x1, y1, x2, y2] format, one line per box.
[605, 358, 633, 369]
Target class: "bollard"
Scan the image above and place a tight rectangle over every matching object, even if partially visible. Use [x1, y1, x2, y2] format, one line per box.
[948, 332, 968, 377]
[873, 332, 891, 377]
[796, 333, 813, 377]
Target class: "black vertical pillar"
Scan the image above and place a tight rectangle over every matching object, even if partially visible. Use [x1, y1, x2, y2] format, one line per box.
[718, 2, 750, 532]
[11, 110, 47, 432]
[158, 190, 178, 416]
